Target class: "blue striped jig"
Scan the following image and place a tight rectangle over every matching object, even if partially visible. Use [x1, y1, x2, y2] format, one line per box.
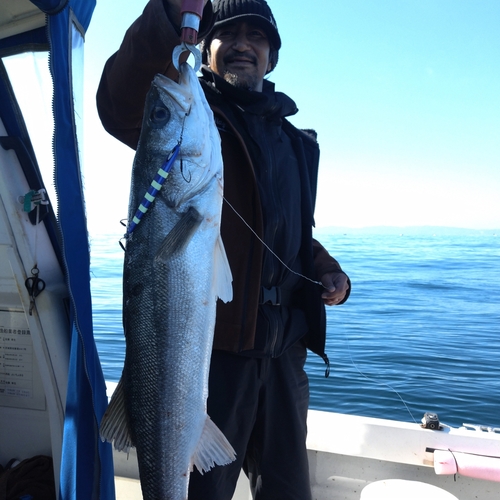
[126, 143, 180, 235]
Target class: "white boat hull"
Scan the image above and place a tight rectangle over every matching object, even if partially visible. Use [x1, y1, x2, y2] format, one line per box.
[108, 388, 500, 500]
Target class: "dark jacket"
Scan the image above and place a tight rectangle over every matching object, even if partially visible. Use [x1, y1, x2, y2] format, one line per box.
[96, 0, 350, 361]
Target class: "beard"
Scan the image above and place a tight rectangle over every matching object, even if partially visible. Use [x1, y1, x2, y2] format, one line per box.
[222, 70, 260, 92]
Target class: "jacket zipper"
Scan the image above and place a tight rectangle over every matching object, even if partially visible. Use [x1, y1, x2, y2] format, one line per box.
[260, 117, 281, 356]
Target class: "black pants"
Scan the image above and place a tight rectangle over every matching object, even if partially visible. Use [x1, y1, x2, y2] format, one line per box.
[188, 342, 312, 500]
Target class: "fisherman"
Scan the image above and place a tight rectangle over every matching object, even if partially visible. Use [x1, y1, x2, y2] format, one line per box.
[97, 0, 350, 498]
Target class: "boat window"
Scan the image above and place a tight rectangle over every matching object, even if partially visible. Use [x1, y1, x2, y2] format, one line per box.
[3, 50, 56, 214]
[2, 20, 86, 220]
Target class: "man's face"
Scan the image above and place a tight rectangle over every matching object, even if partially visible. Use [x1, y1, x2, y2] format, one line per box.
[208, 21, 272, 92]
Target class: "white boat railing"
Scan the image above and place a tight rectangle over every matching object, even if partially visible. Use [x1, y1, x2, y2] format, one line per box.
[108, 380, 500, 500]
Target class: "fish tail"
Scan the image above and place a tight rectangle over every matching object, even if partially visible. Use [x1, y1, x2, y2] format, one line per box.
[191, 416, 237, 474]
[100, 378, 133, 453]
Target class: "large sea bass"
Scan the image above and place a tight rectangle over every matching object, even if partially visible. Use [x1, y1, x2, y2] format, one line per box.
[100, 62, 235, 499]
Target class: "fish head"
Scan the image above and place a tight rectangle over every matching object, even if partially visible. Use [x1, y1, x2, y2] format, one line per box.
[135, 63, 222, 209]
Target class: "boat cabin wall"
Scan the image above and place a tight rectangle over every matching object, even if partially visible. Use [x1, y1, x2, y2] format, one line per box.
[0, 116, 70, 493]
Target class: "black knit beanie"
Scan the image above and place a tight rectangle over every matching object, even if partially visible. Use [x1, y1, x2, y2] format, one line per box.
[212, 0, 281, 50]
[201, 0, 281, 71]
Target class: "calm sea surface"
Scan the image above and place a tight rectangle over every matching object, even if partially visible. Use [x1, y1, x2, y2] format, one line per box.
[90, 229, 500, 429]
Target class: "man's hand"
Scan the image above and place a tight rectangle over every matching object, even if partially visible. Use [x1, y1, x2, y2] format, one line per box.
[164, 0, 210, 27]
[320, 272, 349, 306]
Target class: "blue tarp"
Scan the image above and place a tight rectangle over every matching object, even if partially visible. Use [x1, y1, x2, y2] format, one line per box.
[42, 1, 115, 498]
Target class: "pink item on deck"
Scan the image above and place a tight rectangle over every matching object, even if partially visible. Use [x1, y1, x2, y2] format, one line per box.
[434, 450, 500, 482]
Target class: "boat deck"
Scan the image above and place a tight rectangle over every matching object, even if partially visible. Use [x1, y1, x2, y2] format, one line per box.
[112, 409, 500, 499]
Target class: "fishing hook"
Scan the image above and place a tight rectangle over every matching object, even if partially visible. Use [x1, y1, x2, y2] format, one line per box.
[180, 159, 192, 183]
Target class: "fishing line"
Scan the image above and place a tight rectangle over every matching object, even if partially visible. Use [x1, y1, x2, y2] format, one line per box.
[342, 330, 418, 424]
[223, 197, 324, 288]
[224, 197, 417, 422]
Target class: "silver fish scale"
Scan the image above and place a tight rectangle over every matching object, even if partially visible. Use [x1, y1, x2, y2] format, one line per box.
[124, 208, 219, 498]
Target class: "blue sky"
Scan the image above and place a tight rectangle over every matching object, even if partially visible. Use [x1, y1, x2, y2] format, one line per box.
[83, 0, 500, 233]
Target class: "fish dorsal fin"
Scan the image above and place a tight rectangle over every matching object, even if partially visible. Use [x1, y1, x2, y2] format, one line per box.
[191, 416, 236, 474]
[213, 235, 233, 303]
[99, 378, 133, 453]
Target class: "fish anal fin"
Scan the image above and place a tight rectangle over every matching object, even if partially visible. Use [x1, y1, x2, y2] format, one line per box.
[155, 206, 203, 263]
[192, 416, 236, 474]
[100, 378, 134, 453]
[213, 235, 233, 303]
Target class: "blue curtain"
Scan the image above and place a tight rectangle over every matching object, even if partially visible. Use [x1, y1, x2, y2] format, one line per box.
[36, 0, 115, 498]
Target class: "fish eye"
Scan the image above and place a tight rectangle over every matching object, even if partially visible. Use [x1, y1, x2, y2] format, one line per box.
[149, 101, 170, 128]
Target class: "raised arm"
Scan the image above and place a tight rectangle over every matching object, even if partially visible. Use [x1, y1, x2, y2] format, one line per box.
[96, 0, 213, 149]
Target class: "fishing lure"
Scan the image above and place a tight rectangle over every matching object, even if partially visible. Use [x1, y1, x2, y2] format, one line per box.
[127, 144, 180, 235]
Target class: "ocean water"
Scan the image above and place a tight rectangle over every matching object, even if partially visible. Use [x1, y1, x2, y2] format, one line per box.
[90, 228, 500, 429]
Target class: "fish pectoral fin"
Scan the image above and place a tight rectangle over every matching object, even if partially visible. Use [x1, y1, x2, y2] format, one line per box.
[99, 377, 134, 453]
[154, 206, 203, 263]
[213, 235, 233, 303]
[192, 416, 236, 474]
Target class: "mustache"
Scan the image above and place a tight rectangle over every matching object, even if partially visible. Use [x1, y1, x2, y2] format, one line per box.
[223, 52, 257, 65]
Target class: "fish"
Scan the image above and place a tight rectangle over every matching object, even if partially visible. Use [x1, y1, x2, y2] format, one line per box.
[100, 62, 235, 500]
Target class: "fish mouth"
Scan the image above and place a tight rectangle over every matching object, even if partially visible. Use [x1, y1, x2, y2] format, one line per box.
[153, 73, 193, 113]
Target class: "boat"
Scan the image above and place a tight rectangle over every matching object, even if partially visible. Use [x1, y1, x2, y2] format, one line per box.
[1, 2, 499, 500]
[111, 376, 500, 499]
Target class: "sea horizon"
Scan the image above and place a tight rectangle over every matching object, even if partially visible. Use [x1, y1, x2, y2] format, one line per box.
[313, 225, 499, 236]
[90, 223, 500, 238]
